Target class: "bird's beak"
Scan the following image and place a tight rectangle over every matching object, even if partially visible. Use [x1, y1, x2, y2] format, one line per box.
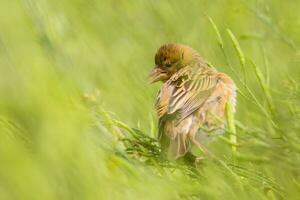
[148, 67, 167, 83]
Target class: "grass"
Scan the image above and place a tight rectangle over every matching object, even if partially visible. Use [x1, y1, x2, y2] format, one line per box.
[1, 0, 300, 199]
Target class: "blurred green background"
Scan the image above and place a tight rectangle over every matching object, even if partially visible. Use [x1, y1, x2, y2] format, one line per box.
[0, 0, 300, 199]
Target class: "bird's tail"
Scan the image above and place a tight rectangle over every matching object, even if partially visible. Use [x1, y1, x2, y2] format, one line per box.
[167, 133, 189, 160]
[158, 118, 189, 160]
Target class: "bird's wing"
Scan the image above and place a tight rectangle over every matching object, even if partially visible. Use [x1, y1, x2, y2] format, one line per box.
[155, 67, 218, 122]
[155, 66, 219, 159]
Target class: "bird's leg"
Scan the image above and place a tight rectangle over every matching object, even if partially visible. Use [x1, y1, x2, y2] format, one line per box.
[188, 116, 213, 163]
[189, 135, 214, 158]
[190, 137, 208, 153]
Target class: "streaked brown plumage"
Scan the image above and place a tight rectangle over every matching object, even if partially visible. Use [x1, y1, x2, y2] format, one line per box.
[149, 43, 236, 160]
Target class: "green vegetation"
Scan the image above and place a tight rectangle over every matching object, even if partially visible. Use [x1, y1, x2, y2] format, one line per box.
[1, 0, 300, 199]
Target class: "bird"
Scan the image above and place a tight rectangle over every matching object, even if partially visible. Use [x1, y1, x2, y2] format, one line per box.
[148, 43, 236, 160]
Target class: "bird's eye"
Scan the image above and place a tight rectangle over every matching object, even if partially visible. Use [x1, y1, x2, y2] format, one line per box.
[165, 63, 172, 68]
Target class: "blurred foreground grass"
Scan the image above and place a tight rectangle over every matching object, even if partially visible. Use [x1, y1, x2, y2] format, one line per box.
[0, 0, 300, 199]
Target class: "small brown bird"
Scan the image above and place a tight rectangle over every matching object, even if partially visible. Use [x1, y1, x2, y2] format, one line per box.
[149, 43, 236, 160]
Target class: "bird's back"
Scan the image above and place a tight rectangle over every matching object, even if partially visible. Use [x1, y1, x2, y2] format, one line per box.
[156, 65, 236, 160]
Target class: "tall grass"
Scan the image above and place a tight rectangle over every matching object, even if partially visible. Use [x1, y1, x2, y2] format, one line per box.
[0, 0, 300, 199]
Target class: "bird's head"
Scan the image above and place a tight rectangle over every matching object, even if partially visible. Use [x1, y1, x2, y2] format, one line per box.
[148, 43, 200, 83]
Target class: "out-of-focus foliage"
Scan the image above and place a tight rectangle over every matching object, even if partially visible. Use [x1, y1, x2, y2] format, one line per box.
[0, 0, 300, 199]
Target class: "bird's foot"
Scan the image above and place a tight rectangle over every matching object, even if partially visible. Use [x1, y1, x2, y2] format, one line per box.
[194, 156, 205, 166]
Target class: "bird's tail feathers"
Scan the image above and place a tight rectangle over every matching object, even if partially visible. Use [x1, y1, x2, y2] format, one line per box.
[167, 133, 189, 160]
